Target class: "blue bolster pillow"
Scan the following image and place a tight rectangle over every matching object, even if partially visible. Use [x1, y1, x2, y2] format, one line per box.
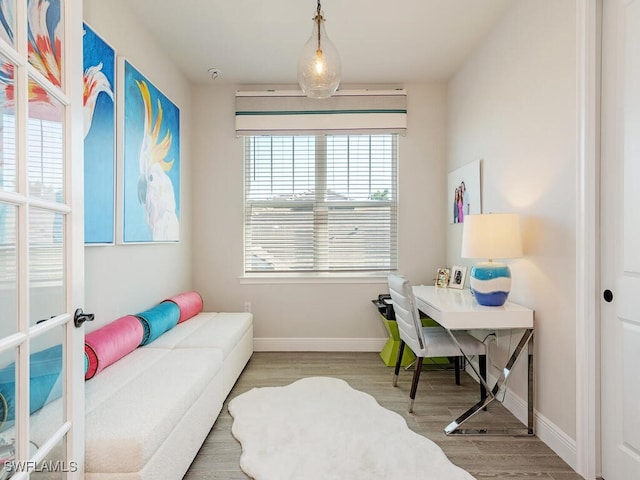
[135, 301, 180, 346]
[0, 344, 63, 432]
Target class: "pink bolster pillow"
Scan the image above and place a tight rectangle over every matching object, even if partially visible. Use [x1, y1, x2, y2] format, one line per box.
[163, 291, 204, 323]
[84, 315, 144, 380]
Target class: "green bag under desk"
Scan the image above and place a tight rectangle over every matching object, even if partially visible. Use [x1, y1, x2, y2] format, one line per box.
[378, 314, 453, 367]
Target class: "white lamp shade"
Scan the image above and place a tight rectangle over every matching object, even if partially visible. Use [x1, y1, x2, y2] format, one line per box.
[461, 213, 523, 260]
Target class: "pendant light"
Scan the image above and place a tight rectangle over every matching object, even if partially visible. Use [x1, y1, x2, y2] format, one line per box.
[297, 0, 341, 99]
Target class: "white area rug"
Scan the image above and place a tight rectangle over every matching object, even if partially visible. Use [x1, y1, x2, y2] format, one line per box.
[228, 376, 476, 480]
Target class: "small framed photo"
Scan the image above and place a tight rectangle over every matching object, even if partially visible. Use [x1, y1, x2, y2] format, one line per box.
[435, 268, 450, 288]
[449, 265, 468, 289]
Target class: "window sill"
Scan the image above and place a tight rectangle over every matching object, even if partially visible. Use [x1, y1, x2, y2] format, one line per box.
[238, 272, 391, 285]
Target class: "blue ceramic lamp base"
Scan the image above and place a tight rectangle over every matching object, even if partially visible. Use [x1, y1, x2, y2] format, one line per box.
[469, 261, 512, 306]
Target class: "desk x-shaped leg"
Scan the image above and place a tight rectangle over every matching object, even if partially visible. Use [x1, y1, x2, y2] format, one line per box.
[444, 327, 534, 436]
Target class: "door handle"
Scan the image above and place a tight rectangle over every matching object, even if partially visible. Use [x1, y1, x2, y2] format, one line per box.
[603, 289, 613, 303]
[74, 308, 95, 328]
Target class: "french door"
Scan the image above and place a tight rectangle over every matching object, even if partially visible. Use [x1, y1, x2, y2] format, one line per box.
[0, 1, 84, 479]
[601, 0, 640, 478]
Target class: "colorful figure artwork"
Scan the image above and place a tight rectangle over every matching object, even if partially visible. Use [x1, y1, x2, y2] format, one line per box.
[123, 60, 180, 243]
[448, 159, 482, 224]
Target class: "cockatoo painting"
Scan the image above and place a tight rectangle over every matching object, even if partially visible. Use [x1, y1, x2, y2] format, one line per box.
[123, 61, 180, 243]
[83, 23, 115, 244]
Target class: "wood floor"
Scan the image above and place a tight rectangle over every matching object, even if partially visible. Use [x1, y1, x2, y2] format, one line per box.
[183, 352, 583, 480]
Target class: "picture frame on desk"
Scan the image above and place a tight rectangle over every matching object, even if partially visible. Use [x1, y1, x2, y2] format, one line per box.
[449, 265, 467, 289]
[435, 268, 450, 288]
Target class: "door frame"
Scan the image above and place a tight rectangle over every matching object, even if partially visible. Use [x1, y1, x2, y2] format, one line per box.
[67, 1, 86, 477]
[575, 0, 601, 479]
[574, 0, 609, 478]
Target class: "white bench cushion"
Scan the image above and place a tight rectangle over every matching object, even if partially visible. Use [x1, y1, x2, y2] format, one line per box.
[147, 312, 253, 358]
[85, 347, 222, 474]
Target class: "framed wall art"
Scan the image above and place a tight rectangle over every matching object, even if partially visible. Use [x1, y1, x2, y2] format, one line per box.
[83, 22, 116, 244]
[121, 59, 180, 243]
[448, 159, 482, 224]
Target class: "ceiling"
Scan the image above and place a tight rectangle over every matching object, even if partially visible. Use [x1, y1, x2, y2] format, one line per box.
[128, 0, 512, 86]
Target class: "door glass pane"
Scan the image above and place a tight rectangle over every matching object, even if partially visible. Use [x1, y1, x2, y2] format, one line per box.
[0, 54, 17, 193]
[27, 79, 64, 203]
[0, 0, 16, 48]
[27, 0, 63, 90]
[0, 347, 17, 454]
[0, 202, 16, 337]
[29, 207, 64, 327]
[30, 326, 64, 453]
[31, 439, 66, 478]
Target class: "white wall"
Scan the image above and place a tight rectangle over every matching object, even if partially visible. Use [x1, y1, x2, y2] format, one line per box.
[191, 83, 447, 347]
[447, 0, 578, 462]
[83, 0, 193, 330]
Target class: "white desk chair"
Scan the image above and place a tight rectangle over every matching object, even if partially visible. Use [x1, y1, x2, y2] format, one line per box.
[388, 273, 487, 413]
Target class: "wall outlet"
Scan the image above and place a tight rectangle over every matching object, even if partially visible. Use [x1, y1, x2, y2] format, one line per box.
[244, 302, 251, 313]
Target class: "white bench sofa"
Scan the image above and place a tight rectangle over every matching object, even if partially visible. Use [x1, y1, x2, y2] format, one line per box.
[1, 311, 252, 479]
[83, 311, 253, 479]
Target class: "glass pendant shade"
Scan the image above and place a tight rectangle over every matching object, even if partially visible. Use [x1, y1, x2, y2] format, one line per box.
[297, 14, 341, 99]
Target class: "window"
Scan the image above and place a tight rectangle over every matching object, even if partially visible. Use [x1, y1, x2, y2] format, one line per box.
[1, 113, 64, 288]
[244, 134, 397, 274]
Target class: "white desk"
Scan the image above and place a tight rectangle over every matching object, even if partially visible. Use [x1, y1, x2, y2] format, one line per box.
[412, 285, 535, 436]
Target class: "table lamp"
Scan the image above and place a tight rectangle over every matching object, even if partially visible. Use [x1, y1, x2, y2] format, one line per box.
[461, 213, 523, 306]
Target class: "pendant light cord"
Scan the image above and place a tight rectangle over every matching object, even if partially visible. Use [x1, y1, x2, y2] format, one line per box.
[316, 0, 322, 52]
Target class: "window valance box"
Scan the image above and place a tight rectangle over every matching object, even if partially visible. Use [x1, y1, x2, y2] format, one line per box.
[235, 89, 407, 136]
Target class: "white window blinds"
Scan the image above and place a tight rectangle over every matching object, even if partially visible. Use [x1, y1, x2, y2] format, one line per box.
[244, 134, 397, 274]
[0, 114, 64, 287]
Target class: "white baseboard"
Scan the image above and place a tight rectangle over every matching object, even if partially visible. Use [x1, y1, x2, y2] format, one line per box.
[253, 337, 387, 352]
[475, 368, 577, 471]
[502, 387, 577, 471]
